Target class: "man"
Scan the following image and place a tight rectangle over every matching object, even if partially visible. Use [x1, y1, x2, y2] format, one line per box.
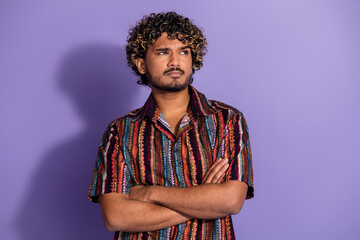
[89, 12, 254, 239]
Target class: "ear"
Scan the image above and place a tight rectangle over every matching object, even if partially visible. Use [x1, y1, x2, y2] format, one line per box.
[135, 58, 146, 74]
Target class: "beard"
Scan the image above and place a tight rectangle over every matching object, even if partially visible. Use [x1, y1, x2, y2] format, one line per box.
[147, 71, 193, 92]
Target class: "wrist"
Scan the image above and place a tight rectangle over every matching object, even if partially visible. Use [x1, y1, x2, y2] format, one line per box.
[147, 185, 161, 204]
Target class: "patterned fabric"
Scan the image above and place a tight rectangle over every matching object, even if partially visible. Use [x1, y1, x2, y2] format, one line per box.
[88, 85, 254, 239]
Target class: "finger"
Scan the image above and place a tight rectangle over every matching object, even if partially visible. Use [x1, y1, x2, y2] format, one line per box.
[203, 158, 228, 184]
[201, 158, 223, 184]
[209, 159, 228, 183]
[211, 163, 229, 183]
[216, 173, 226, 183]
[207, 158, 224, 172]
[202, 158, 225, 184]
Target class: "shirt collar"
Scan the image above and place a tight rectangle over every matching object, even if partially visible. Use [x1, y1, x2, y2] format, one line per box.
[134, 85, 216, 122]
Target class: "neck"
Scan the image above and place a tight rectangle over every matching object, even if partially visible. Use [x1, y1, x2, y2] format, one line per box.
[150, 86, 190, 116]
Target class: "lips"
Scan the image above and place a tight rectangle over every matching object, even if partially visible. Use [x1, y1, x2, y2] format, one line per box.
[165, 71, 183, 77]
[164, 68, 184, 77]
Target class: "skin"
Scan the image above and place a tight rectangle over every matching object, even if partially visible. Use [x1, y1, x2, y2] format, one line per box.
[136, 33, 193, 93]
[99, 33, 248, 232]
[100, 158, 234, 232]
[135, 32, 193, 134]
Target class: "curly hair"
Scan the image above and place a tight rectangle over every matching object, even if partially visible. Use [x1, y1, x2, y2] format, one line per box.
[126, 12, 208, 85]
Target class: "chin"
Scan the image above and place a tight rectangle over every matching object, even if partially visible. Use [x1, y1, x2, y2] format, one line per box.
[149, 74, 192, 92]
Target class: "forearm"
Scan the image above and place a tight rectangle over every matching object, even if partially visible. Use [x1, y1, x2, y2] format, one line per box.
[100, 193, 190, 232]
[143, 181, 247, 219]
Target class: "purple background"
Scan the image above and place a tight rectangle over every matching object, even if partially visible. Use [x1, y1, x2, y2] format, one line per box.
[1, 1, 359, 239]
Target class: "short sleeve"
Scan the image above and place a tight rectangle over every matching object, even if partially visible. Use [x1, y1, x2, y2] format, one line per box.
[225, 113, 254, 199]
[88, 120, 131, 203]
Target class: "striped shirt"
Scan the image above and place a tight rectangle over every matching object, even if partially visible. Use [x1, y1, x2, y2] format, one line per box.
[88, 85, 254, 239]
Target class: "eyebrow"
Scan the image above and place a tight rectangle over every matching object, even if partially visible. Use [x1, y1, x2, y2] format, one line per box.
[155, 46, 191, 51]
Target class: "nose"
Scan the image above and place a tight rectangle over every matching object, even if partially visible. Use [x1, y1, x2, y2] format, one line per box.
[168, 53, 180, 68]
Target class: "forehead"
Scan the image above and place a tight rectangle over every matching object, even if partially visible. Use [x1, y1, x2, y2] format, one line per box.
[150, 33, 188, 49]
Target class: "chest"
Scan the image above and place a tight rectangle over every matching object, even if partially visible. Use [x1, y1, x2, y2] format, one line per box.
[122, 115, 225, 187]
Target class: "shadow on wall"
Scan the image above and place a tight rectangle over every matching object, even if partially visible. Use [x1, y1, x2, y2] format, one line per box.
[15, 44, 141, 239]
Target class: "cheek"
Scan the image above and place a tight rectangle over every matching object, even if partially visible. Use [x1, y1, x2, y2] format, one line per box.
[146, 59, 167, 72]
[145, 63, 159, 75]
[185, 56, 193, 68]
[187, 60, 193, 71]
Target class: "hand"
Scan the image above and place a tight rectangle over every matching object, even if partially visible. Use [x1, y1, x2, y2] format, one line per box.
[129, 185, 151, 203]
[201, 158, 229, 184]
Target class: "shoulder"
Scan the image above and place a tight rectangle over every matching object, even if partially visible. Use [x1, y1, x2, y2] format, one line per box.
[105, 107, 143, 131]
[208, 100, 250, 140]
[208, 99, 245, 122]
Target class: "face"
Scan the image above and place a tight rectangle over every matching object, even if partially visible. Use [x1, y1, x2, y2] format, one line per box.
[136, 33, 193, 92]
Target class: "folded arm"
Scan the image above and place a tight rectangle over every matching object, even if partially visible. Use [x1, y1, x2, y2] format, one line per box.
[99, 193, 190, 232]
[131, 180, 248, 219]
[99, 158, 246, 232]
[129, 158, 248, 218]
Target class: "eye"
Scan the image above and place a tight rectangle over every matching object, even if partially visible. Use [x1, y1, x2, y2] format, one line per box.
[157, 51, 167, 55]
[180, 50, 190, 55]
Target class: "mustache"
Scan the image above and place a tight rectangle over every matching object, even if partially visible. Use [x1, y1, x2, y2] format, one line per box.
[163, 68, 185, 75]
